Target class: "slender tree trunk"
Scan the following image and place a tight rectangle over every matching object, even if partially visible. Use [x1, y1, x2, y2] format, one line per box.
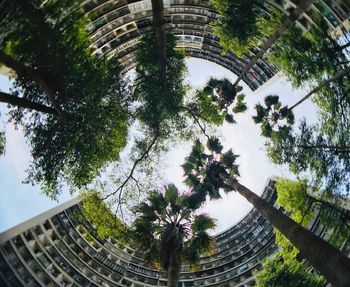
[0, 50, 68, 121]
[151, 0, 169, 103]
[233, 0, 315, 87]
[287, 67, 350, 111]
[220, 174, 350, 287]
[167, 252, 181, 287]
[0, 91, 58, 115]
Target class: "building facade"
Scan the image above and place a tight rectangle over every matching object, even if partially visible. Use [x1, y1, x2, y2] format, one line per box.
[79, 0, 350, 90]
[0, 180, 280, 287]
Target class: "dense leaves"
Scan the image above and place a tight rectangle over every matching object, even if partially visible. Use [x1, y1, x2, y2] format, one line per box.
[213, 0, 283, 56]
[268, 17, 348, 87]
[182, 138, 239, 202]
[80, 191, 128, 243]
[133, 32, 187, 133]
[0, 1, 129, 198]
[255, 252, 325, 287]
[275, 178, 350, 247]
[183, 78, 247, 130]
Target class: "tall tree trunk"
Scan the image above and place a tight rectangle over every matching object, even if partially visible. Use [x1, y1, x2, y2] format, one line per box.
[0, 50, 67, 121]
[220, 174, 350, 287]
[151, 0, 169, 103]
[0, 91, 58, 115]
[167, 252, 181, 287]
[287, 67, 350, 111]
[233, 0, 315, 87]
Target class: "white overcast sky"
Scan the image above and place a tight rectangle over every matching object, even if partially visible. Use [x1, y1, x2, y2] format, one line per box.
[0, 58, 317, 233]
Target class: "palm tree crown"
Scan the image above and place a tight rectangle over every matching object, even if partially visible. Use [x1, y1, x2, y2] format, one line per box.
[253, 95, 295, 138]
[182, 137, 239, 201]
[202, 77, 247, 123]
[131, 185, 216, 286]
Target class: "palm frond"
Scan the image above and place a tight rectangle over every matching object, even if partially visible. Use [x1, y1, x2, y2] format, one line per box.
[253, 104, 267, 123]
[225, 113, 236, 123]
[221, 149, 238, 168]
[192, 214, 216, 233]
[207, 137, 223, 153]
[264, 95, 280, 108]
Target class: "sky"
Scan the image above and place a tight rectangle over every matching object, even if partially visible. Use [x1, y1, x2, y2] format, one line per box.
[0, 58, 317, 233]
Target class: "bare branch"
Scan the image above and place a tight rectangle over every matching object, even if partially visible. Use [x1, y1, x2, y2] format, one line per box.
[102, 132, 159, 202]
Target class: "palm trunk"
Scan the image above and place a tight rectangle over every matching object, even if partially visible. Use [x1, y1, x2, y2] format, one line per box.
[220, 174, 350, 287]
[167, 252, 181, 287]
[0, 91, 58, 115]
[151, 0, 169, 103]
[287, 67, 350, 111]
[233, 0, 315, 87]
[0, 50, 67, 121]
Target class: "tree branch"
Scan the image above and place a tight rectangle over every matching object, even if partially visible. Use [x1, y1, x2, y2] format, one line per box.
[0, 50, 68, 122]
[0, 91, 58, 115]
[102, 133, 160, 202]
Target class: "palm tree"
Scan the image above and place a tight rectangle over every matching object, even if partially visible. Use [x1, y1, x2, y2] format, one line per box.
[233, 0, 315, 87]
[131, 185, 216, 287]
[253, 95, 294, 138]
[204, 77, 247, 119]
[253, 67, 350, 138]
[182, 137, 350, 287]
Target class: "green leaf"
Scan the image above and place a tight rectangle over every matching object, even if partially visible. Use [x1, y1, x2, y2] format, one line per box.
[164, 184, 179, 204]
[264, 95, 280, 108]
[253, 104, 267, 123]
[207, 137, 223, 153]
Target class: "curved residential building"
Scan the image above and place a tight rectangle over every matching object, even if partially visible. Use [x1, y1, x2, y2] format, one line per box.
[1, 1, 350, 286]
[0, 179, 279, 287]
[80, 0, 350, 90]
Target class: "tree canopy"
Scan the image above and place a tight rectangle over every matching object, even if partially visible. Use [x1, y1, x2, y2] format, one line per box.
[255, 252, 325, 287]
[212, 0, 282, 56]
[268, 16, 348, 87]
[0, 0, 129, 198]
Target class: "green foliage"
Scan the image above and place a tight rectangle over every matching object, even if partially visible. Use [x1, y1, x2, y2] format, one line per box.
[267, 115, 350, 196]
[183, 137, 239, 202]
[80, 191, 128, 243]
[268, 16, 346, 87]
[255, 252, 325, 287]
[1, 1, 128, 198]
[276, 179, 313, 226]
[133, 32, 187, 132]
[186, 78, 246, 128]
[213, 0, 283, 56]
[0, 130, 5, 156]
[275, 178, 350, 248]
[131, 185, 216, 271]
[253, 95, 293, 138]
[232, 94, 247, 113]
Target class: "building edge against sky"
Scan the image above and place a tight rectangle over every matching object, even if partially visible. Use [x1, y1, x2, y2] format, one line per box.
[1, 179, 349, 287]
[0, 179, 279, 287]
